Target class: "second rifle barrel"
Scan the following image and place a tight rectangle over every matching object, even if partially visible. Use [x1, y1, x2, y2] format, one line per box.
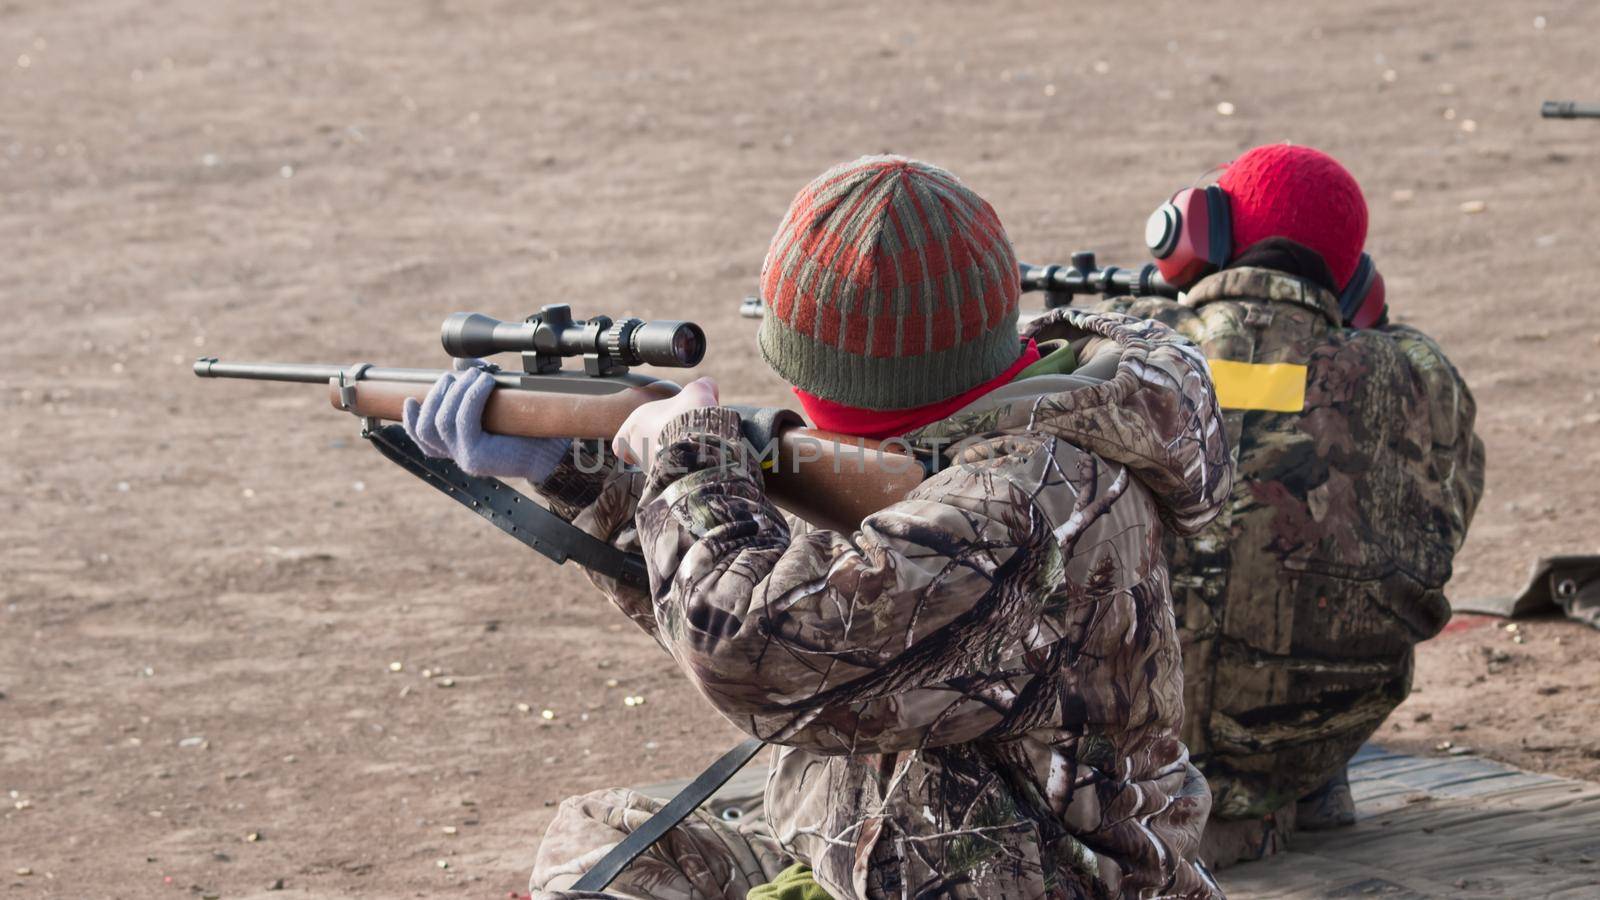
[1542, 100, 1600, 119]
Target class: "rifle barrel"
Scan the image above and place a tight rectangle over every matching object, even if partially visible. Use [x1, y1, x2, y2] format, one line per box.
[1542, 100, 1600, 119]
[194, 359, 520, 389]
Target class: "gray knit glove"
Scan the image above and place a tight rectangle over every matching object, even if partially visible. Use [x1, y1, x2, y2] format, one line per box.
[402, 359, 571, 484]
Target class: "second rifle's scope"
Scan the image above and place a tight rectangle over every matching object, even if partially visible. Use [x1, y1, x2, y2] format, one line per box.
[441, 306, 706, 368]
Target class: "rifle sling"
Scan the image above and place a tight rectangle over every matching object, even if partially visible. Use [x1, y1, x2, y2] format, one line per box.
[364, 424, 649, 592]
[572, 737, 767, 892]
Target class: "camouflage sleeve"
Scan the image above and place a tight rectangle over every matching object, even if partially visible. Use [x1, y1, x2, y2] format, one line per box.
[533, 440, 658, 639]
[1089, 296, 1207, 345]
[1043, 308, 1233, 535]
[633, 407, 1078, 755]
[536, 439, 622, 520]
[1382, 324, 1487, 542]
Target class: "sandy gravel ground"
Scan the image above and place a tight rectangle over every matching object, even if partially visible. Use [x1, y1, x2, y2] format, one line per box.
[3, 0, 1598, 895]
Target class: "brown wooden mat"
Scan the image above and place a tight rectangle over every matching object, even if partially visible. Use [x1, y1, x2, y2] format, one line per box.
[1220, 744, 1600, 898]
[637, 744, 1600, 897]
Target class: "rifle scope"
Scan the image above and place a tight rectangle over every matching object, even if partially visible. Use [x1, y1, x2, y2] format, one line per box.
[441, 305, 706, 370]
[1019, 251, 1177, 305]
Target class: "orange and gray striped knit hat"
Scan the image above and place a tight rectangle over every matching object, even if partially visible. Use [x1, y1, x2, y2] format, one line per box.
[757, 156, 1021, 410]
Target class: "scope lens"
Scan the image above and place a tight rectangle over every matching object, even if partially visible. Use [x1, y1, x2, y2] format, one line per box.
[627, 321, 705, 367]
[672, 327, 699, 365]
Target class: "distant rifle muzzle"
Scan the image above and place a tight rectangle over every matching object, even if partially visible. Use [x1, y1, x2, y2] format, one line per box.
[442, 305, 706, 370]
[1542, 101, 1600, 119]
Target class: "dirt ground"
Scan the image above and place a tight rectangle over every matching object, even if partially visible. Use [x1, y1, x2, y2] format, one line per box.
[3, 0, 1599, 896]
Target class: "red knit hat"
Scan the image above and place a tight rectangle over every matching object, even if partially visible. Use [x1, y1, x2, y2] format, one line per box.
[1216, 144, 1368, 289]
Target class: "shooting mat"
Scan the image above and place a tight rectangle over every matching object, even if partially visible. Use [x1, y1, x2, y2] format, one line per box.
[637, 744, 1600, 897]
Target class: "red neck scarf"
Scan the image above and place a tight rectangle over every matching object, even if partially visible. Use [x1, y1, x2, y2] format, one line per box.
[793, 340, 1041, 441]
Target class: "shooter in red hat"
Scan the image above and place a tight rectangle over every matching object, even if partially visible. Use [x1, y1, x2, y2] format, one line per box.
[1108, 142, 1486, 867]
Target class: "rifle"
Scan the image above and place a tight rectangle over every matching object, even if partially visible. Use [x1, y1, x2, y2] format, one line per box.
[738, 250, 1176, 319]
[1542, 101, 1600, 119]
[196, 304, 931, 577]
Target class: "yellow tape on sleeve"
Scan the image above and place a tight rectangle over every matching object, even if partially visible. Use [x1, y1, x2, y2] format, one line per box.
[1207, 359, 1307, 412]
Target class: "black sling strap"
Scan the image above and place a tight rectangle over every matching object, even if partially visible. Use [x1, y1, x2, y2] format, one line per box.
[365, 424, 649, 591]
[572, 737, 766, 892]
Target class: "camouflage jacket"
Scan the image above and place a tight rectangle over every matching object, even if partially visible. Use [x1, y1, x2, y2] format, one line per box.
[1098, 268, 1486, 819]
[537, 309, 1233, 899]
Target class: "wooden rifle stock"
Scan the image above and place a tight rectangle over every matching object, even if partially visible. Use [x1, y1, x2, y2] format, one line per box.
[328, 379, 677, 439]
[328, 378, 926, 531]
[762, 429, 927, 533]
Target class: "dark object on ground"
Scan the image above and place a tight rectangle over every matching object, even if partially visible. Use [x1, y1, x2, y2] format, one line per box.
[1453, 555, 1600, 629]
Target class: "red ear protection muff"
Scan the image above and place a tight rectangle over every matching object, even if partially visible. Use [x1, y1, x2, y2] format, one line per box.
[1149, 181, 1386, 325]
[1338, 252, 1387, 329]
[1145, 184, 1233, 289]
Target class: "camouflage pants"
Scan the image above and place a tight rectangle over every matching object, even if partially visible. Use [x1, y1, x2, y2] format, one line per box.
[531, 788, 792, 900]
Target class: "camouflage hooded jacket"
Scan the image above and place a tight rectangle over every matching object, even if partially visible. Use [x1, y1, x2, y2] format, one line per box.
[536, 309, 1233, 898]
[1098, 267, 1486, 819]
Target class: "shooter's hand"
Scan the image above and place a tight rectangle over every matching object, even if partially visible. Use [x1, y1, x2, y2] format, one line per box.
[612, 376, 720, 467]
[402, 359, 571, 484]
